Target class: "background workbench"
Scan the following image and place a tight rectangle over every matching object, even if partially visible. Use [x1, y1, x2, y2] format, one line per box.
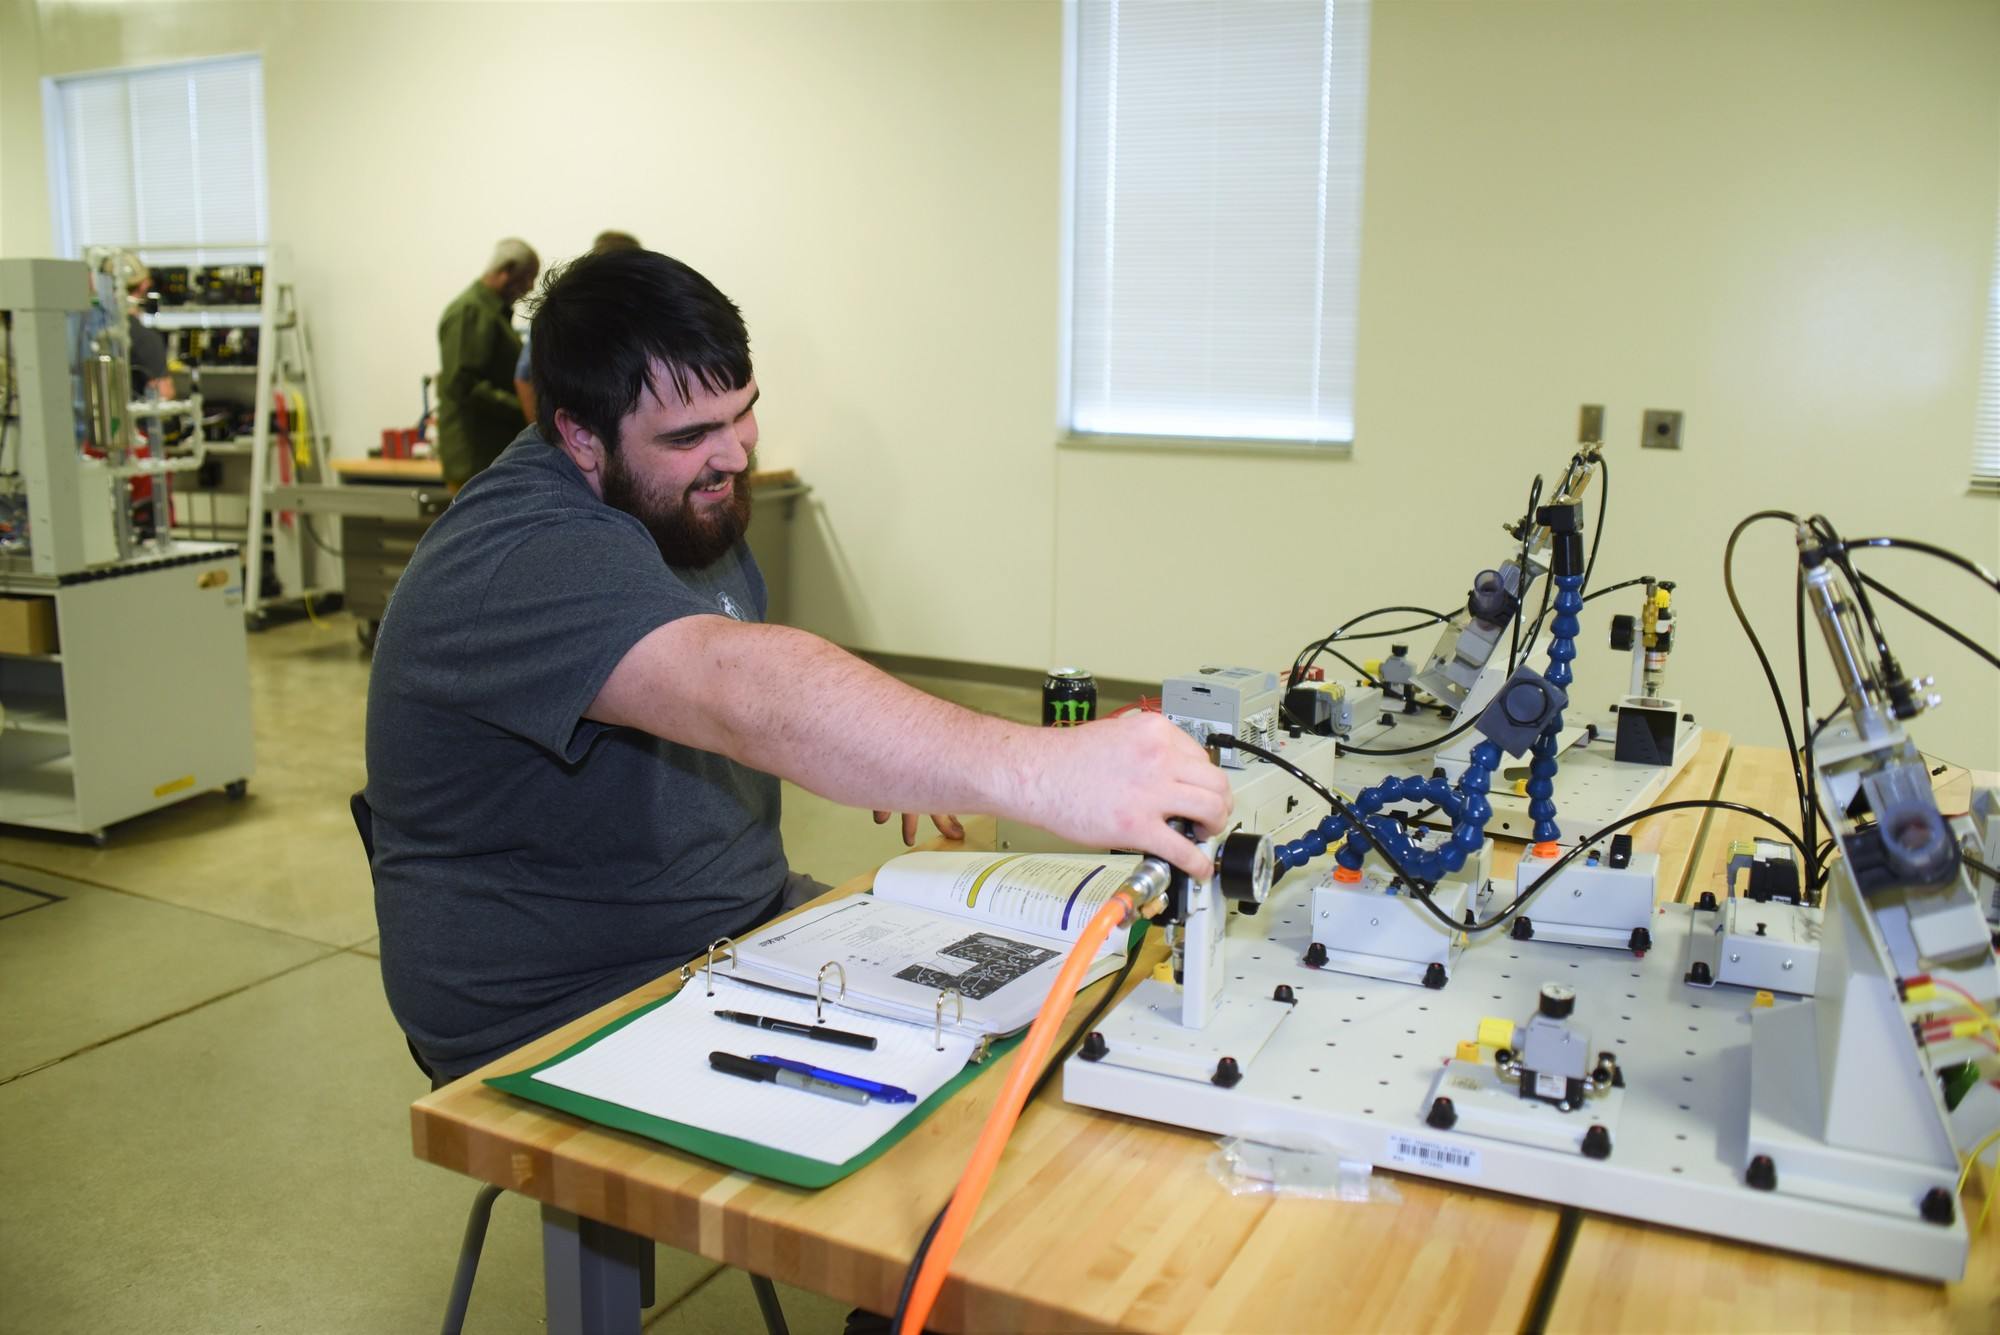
[409, 733, 1991, 1330]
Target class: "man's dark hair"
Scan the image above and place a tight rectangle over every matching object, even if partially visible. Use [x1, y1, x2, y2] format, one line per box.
[529, 250, 752, 451]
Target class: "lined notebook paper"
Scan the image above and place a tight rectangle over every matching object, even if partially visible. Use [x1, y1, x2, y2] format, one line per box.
[529, 974, 981, 1165]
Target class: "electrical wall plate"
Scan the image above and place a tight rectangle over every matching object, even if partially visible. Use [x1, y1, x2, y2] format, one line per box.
[1579, 403, 1605, 443]
[1642, 408, 1683, 449]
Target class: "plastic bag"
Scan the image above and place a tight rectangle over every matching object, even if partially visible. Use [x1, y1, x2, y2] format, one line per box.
[1208, 1134, 1400, 1203]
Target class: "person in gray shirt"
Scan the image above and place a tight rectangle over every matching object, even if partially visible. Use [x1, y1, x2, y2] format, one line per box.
[365, 249, 1229, 1082]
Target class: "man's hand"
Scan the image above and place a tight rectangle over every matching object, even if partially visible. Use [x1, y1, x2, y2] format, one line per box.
[1013, 714, 1233, 881]
[872, 810, 966, 846]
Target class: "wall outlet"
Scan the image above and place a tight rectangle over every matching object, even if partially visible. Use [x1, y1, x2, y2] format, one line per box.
[1642, 408, 1683, 450]
[1579, 403, 1604, 443]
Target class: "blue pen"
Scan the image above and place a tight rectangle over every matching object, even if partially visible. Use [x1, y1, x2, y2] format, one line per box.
[751, 1054, 917, 1104]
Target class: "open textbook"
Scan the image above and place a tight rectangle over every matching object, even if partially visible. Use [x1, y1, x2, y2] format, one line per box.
[726, 851, 1143, 1039]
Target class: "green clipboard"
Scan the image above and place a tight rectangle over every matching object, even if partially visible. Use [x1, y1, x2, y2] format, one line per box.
[485, 918, 1146, 1190]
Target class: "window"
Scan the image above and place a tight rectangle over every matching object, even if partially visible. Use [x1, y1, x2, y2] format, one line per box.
[44, 55, 268, 264]
[1977, 185, 2000, 492]
[1064, 0, 1371, 448]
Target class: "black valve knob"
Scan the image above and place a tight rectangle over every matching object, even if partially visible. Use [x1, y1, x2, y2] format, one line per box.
[1216, 830, 1273, 905]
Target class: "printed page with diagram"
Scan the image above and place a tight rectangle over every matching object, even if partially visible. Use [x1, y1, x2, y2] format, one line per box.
[731, 865, 1138, 1038]
[869, 851, 1143, 954]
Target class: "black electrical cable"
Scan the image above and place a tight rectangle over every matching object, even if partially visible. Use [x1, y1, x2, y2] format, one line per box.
[1289, 605, 1455, 694]
[1723, 509, 1816, 885]
[1965, 852, 2000, 884]
[1792, 565, 1824, 886]
[1517, 576, 1653, 662]
[1335, 706, 1484, 759]
[1853, 571, 2000, 671]
[1305, 617, 1452, 647]
[1803, 699, 1852, 756]
[1581, 452, 1607, 595]
[891, 926, 1146, 1334]
[1838, 536, 2000, 593]
[1468, 798, 1813, 934]
[1506, 474, 1544, 673]
[892, 1208, 946, 1333]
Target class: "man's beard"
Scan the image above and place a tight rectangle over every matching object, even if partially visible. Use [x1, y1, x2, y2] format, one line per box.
[601, 450, 754, 568]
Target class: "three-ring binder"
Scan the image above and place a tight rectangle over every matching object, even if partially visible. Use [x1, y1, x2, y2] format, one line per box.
[677, 936, 737, 996]
[933, 988, 962, 1051]
[815, 961, 846, 1023]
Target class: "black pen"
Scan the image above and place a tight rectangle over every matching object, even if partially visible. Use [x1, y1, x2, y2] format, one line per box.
[709, 1050, 868, 1105]
[714, 1009, 878, 1051]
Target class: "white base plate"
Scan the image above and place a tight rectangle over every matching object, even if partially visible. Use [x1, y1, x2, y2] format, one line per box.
[1683, 897, 1823, 996]
[1063, 889, 1970, 1283]
[1089, 978, 1294, 1083]
[1425, 1059, 1628, 1156]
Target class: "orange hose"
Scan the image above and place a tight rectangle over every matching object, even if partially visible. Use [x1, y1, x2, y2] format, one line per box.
[897, 888, 1137, 1335]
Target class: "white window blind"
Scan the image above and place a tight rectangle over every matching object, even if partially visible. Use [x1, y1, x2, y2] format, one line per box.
[47, 55, 268, 264]
[1977, 185, 2000, 490]
[1067, 0, 1371, 446]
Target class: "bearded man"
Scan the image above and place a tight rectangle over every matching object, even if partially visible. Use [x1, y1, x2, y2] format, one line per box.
[363, 249, 1229, 1083]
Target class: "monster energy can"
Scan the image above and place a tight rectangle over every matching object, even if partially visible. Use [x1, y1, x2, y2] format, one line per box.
[1042, 667, 1097, 727]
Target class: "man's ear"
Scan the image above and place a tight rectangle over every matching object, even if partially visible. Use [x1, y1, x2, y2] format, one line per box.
[551, 410, 610, 491]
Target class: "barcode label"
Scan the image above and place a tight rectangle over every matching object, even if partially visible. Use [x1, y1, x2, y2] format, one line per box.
[1386, 1133, 1480, 1177]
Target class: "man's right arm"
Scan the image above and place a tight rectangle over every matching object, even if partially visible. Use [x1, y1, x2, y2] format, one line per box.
[587, 615, 1233, 879]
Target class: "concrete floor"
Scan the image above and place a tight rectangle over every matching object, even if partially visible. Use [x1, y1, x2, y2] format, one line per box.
[0, 610, 1047, 1335]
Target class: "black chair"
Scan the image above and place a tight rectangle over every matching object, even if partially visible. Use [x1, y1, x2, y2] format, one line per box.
[349, 791, 789, 1335]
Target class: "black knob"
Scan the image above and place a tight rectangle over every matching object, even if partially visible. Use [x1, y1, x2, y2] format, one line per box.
[1538, 983, 1576, 1019]
[1503, 679, 1552, 725]
[1609, 614, 1636, 652]
[1216, 831, 1273, 905]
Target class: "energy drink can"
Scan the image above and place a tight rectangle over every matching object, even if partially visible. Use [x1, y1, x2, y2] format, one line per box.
[1042, 667, 1097, 727]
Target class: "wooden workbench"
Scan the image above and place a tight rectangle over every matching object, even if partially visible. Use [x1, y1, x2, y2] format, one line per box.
[410, 733, 1988, 1330]
[412, 817, 1560, 1330]
[333, 456, 445, 484]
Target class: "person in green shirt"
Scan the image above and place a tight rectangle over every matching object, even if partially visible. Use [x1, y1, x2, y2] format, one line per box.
[436, 238, 540, 486]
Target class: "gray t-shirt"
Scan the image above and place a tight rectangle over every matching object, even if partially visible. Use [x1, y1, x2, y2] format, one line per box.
[366, 427, 788, 1079]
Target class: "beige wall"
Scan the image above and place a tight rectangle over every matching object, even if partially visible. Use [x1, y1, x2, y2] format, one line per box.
[8, 0, 1999, 768]
[0, 0, 51, 255]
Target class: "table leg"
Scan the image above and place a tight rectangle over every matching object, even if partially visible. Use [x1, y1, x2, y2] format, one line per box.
[749, 1272, 791, 1335]
[542, 1204, 645, 1335]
